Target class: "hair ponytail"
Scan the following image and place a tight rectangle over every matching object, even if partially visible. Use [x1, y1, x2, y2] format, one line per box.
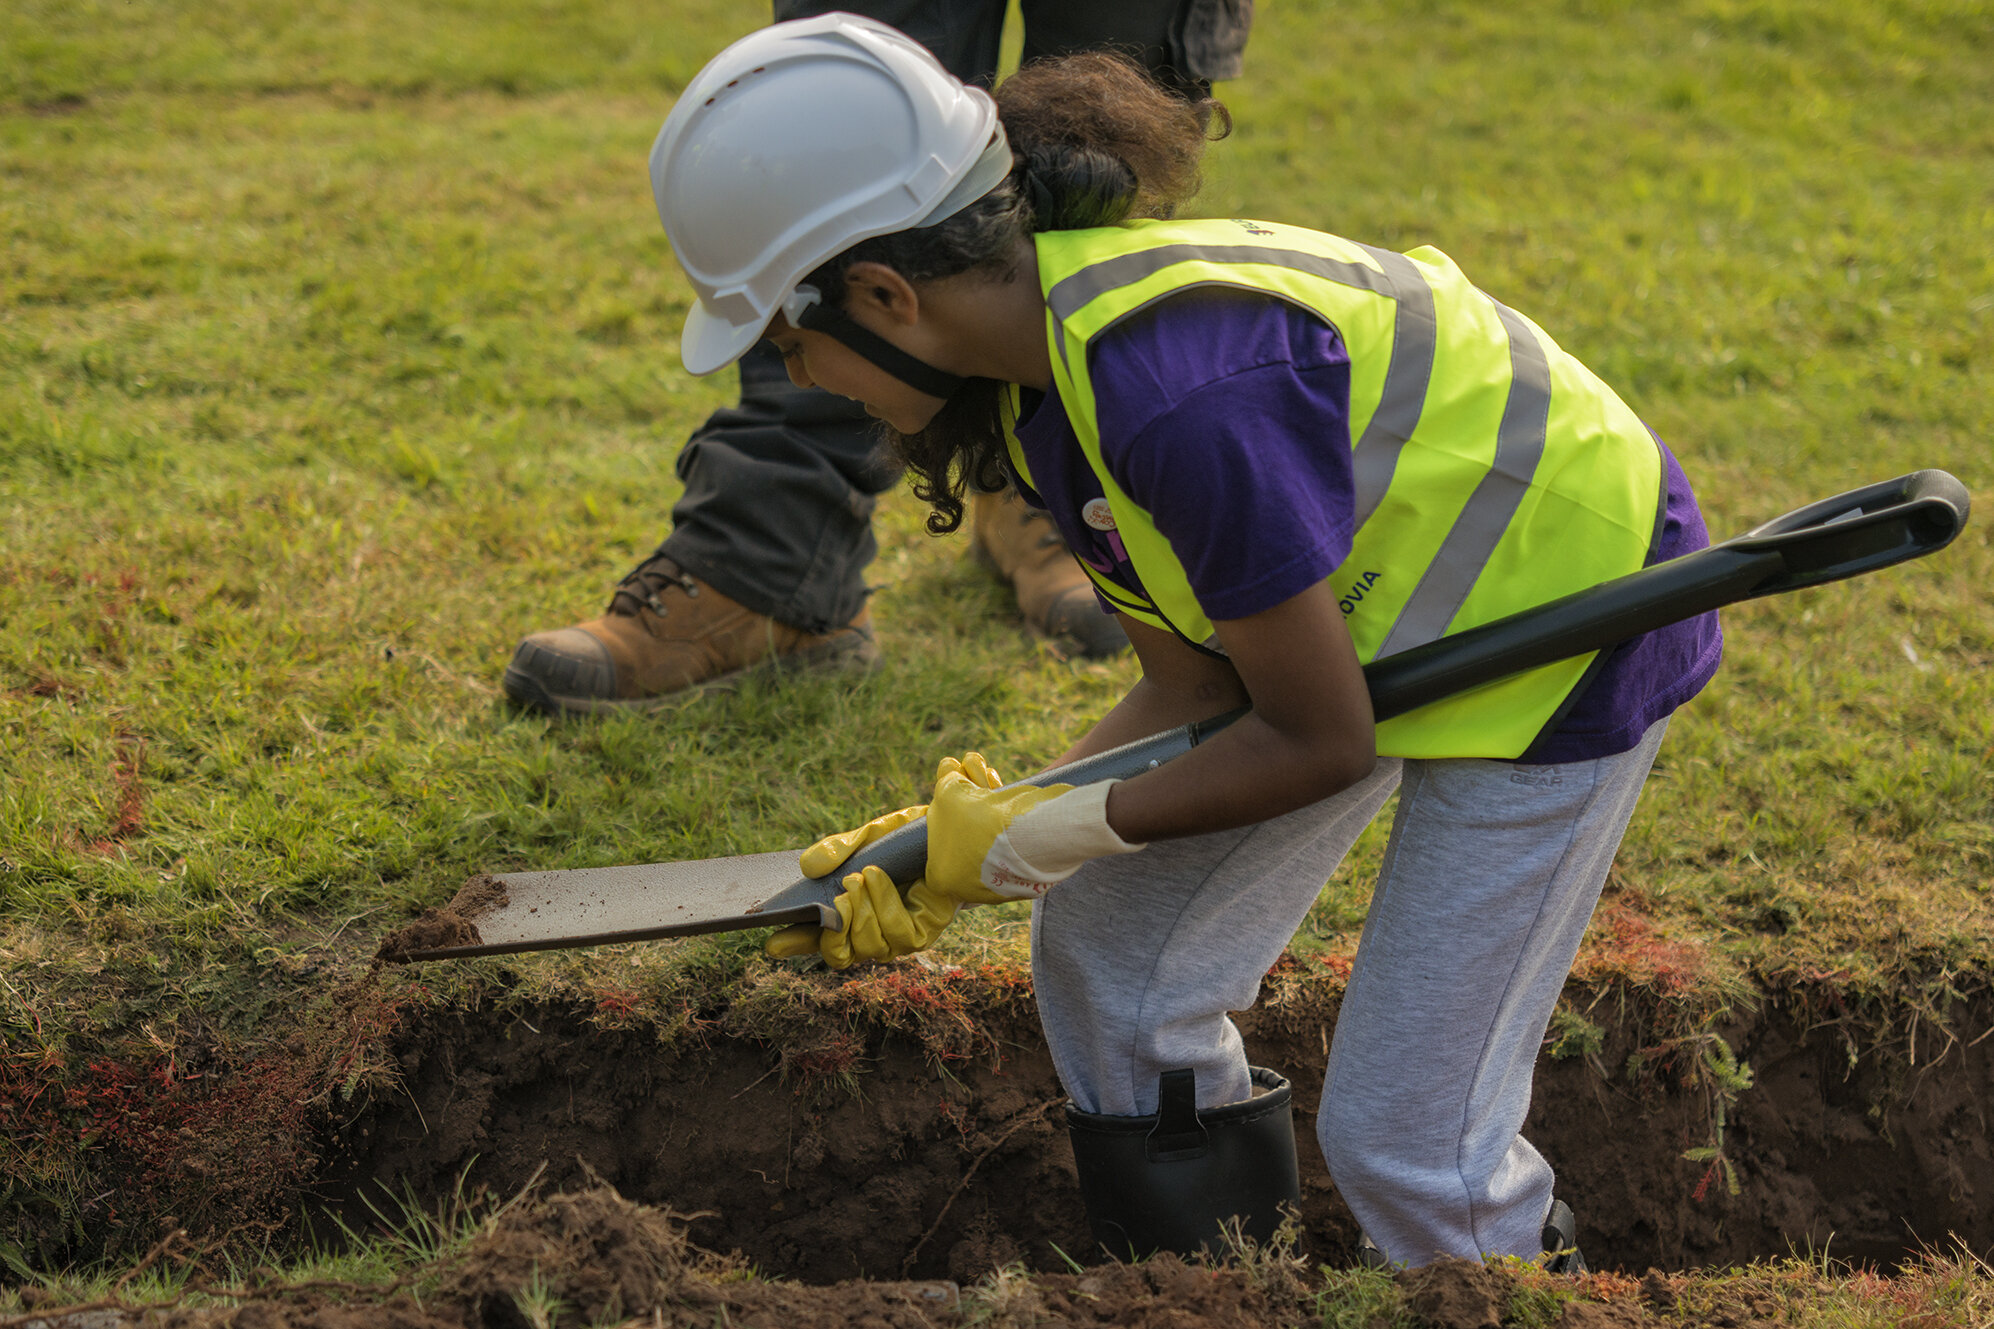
[804, 52, 1228, 533]
[999, 51, 1227, 232]
[1014, 145, 1139, 232]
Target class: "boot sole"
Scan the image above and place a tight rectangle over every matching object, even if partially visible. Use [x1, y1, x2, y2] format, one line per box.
[501, 631, 882, 718]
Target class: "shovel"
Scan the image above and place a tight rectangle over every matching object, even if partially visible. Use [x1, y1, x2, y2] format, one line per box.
[389, 469, 1969, 963]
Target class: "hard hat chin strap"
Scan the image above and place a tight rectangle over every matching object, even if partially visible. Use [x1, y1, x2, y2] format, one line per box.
[791, 296, 968, 402]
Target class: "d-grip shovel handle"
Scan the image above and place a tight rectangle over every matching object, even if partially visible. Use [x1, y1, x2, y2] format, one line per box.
[782, 469, 1968, 927]
[1726, 468, 1969, 593]
[1345, 467, 1969, 722]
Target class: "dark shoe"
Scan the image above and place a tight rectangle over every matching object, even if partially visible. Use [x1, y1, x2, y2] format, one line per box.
[1540, 1198, 1586, 1274]
[1065, 1066, 1301, 1260]
[503, 552, 880, 716]
[971, 489, 1129, 658]
[1355, 1197, 1587, 1272]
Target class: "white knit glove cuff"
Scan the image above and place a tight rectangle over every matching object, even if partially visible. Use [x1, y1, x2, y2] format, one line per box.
[978, 780, 1146, 899]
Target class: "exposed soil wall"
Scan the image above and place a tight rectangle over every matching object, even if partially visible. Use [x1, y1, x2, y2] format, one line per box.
[319, 989, 1994, 1281]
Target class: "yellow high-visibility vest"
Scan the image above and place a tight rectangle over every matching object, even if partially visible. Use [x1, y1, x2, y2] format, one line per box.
[1007, 218, 1663, 758]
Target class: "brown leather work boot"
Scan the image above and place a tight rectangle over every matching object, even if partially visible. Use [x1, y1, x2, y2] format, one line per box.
[971, 489, 1129, 658]
[502, 552, 881, 716]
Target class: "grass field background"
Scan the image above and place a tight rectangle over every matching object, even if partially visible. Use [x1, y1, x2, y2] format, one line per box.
[2, 0, 1992, 1301]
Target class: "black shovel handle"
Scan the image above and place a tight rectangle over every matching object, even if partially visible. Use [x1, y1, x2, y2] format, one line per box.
[785, 470, 1968, 911]
[1346, 466, 1968, 723]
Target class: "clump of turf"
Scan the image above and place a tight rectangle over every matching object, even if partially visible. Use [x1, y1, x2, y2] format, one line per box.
[433, 1185, 716, 1325]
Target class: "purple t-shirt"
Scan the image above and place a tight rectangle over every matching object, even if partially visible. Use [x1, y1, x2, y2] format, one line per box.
[1006, 288, 1722, 763]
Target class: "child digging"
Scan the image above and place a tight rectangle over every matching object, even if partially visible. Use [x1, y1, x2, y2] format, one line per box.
[651, 14, 1720, 1268]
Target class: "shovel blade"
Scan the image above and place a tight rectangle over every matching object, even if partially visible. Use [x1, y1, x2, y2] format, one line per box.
[397, 849, 839, 961]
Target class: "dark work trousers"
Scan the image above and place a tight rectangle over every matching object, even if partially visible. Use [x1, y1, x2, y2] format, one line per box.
[657, 0, 1253, 634]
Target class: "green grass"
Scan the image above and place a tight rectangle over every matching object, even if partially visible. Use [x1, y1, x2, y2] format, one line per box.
[2, 0, 1991, 1282]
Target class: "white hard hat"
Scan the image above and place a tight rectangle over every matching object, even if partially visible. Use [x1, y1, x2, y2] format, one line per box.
[651, 13, 1013, 376]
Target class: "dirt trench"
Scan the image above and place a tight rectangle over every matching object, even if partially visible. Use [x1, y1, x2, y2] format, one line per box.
[318, 989, 1994, 1284]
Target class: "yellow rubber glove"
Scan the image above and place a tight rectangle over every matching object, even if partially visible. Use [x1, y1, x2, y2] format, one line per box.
[924, 760, 1148, 904]
[764, 754, 1007, 967]
[820, 865, 960, 969]
[794, 800, 928, 881]
[923, 765, 1073, 904]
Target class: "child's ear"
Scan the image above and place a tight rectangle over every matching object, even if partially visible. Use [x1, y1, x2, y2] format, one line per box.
[843, 261, 921, 323]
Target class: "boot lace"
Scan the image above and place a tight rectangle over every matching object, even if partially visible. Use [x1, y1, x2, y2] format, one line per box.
[607, 551, 699, 618]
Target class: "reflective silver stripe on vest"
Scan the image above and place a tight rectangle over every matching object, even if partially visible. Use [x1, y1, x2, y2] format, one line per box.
[1044, 242, 1435, 525]
[1347, 246, 1436, 528]
[1047, 240, 1554, 654]
[1374, 298, 1552, 655]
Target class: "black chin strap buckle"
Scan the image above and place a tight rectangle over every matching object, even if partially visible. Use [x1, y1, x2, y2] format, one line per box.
[795, 300, 967, 401]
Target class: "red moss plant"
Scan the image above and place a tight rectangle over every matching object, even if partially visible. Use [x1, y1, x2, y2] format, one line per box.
[0, 973, 417, 1254]
[828, 961, 1030, 1068]
[1253, 950, 1357, 1026]
[592, 987, 643, 1026]
[583, 981, 717, 1044]
[1572, 902, 1711, 999]
[78, 567, 144, 666]
[1504, 1258, 1645, 1305]
[781, 1029, 866, 1085]
[715, 956, 1034, 1098]
[1313, 953, 1355, 981]
[69, 732, 146, 856]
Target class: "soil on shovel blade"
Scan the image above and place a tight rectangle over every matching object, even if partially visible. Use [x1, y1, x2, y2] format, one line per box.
[317, 984, 1994, 1286]
[373, 875, 510, 962]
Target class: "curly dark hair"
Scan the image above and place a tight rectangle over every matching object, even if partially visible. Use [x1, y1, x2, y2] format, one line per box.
[801, 52, 1230, 533]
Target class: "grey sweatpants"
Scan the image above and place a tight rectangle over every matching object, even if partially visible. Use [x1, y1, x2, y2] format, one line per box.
[1030, 719, 1667, 1265]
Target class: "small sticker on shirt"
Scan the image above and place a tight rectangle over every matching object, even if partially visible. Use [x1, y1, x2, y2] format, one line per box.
[1082, 498, 1118, 531]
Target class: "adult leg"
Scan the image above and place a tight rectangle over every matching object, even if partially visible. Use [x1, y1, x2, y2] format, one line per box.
[1017, 0, 1254, 96]
[659, 0, 1010, 629]
[780, 0, 1008, 84]
[498, 337, 894, 715]
[660, 342, 895, 634]
[1317, 720, 1669, 1266]
[500, 0, 1126, 714]
[957, 0, 1258, 663]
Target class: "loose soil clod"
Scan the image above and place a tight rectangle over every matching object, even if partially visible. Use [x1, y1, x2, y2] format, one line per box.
[1398, 1257, 1505, 1329]
[373, 875, 509, 963]
[434, 1184, 711, 1325]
